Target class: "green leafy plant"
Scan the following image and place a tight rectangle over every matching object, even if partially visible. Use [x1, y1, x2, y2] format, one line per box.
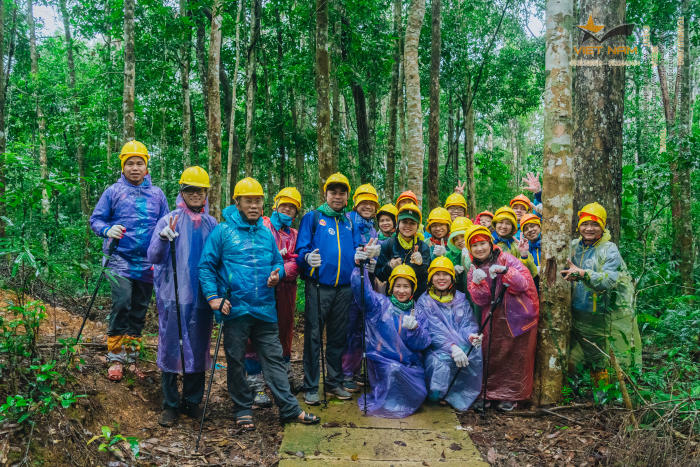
[87, 425, 140, 459]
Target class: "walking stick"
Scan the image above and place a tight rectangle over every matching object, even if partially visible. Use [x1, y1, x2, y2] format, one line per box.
[196, 290, 230, 452]
[359, 261, 368, 415]
[317, 279, 328, 408]
[170, 231, 187, 376]
[74, 239, 119, 345]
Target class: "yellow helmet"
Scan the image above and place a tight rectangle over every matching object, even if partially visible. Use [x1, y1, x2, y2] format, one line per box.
[179, 166, 211, 188]
[323, 172, 351, 193]
[377, 203, 398, 220]
[428, 256, 455, 283]
[465, 225, 494, 250]
[352, 183, 380, 209]
[577, 202, 607, 230]
[397, 203, 422, 225]
[388, 264, 417, 293]
[233, 177, 264, 199]
[274, 187, 302, 210]
[444, 193, 468, 211]
[492, 206, 518, 231]
[119, 140, 150, 170]
[450, 216, 473, 234]
[426, 207, 452, 231]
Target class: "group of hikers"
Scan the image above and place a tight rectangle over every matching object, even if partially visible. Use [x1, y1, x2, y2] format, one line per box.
[89, 141, 643, 430]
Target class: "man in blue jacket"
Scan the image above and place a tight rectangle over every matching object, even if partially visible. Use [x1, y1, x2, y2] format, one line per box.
[296, 172, 366, 405]
[199, 177, 319, 430]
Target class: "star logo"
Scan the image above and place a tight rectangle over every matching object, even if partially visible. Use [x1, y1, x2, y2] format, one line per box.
[576, 14, 634, 46]
[578, 15, 605, 34]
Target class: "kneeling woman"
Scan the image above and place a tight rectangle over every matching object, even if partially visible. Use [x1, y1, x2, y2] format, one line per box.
[466, 226, 539, 411]
[418, 257, 483, 411]
[350, 264, 431, 418]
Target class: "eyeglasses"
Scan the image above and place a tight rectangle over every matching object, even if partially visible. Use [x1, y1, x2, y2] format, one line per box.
[182, 187, 207, 194]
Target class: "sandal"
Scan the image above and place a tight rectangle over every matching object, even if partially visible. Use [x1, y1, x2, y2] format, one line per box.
[128, 364, 146, 380]
[236, 414, 255, 431]
[108, 362, 123, 382]
[282, 411, 320, 425]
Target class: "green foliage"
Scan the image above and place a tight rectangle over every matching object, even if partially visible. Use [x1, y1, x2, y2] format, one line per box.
[87, 425, 140, 459]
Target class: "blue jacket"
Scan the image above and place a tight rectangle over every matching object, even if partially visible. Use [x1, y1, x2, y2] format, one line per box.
[348, 210, 377, 246]
[529, 235, 541, 268]
[198, 206, 285, 323]
[296, 208, 358, 287]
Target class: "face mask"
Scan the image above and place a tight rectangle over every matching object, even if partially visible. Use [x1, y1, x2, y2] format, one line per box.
[272, 210, 293, 228]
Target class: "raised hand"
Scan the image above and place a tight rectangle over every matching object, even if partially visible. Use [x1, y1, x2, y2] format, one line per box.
[410, 244, 423, 266]
[521, 172, 541, 194]
[365, 237, 381, 258]
[454, 180, 467, 195]
[561, 258, 585, 281]
[267, 268, 281, 287]
[517, 237, 529, 257]
[159, 215, 179, 241]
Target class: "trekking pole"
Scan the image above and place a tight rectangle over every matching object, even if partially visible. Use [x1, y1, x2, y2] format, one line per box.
[317, 279, 328, 408]
[170, 233, 187, 377]
[359, 261, 368, 415]
[74, 239, 120, 345]
[196, 290, 230, 452]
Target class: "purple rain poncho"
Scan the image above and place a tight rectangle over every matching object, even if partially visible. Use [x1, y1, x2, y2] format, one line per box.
[416, 290, 483, 411]
[90, 174, 169, 283]
[350, 267, 431, 418]
[147, 195, 218, 373]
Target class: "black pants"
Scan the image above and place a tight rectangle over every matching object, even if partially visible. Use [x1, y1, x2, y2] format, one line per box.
[108, 274, 153, 337]
[161, 371, 205, 409]
[302, 281, 351, 393]
[222, 315, 301, 420]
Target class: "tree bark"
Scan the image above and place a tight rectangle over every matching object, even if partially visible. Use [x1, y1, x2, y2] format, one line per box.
[122, 0, 135, 141]
[368, 89, 378, 163]
[330, 19, 341, 174]
[206, 0, 223, 219]
[427, 0, 441, 209]
[290, 89, 303, 188]
[275, 6, 287, 189]
[572, 0, 626, 243]
[462, 86, 475, 217]
[195, 12, 208, 127]
[224, 0, 244, 202]
[180, 0, 192, 168]
[244, 0, 261, 176]
[404, 0, 427, 205]
[398, 46, 407, 191]
[534, 0, 574, 406]
[0, 1, 7, 236]
[315, 0, 332, 197]
[385, 0, 402, 202]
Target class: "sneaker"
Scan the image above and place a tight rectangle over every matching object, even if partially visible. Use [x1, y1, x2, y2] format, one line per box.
[342, 378, 359, 393]
[304, 391, 320, 406]
[253, 390, 272, 408]
[329, 386, 352, 400]
[354, 374, 366, 387]
[158, 407, 178, 427]
[180, 403, 204, 419]
[496, 400, 516, 412]
[472, 399, 490, 411]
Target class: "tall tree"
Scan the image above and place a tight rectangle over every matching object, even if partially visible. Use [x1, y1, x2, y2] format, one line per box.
[206, 0, 223, 219]
[224, 0, 244, 201]
[0, 0, 6, 237]
[404, 0, 427, 205]
[534, 0, 574, 405]
[572, 0, 626, 242]
[461, 82, 475, 217]
[427, 0, 441, 209]
[385, 0, 402, 202]
[243, 0, 261, 176]
[315, 0, 332, 195]
[179, 0, 192, 168]
[122, 0, 136, 141]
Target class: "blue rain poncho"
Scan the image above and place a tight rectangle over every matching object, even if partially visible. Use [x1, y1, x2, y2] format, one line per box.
[350, 268, 431, 418]
[147, 195, 218, 373]
[416, 290, 483, 411]
[90, 174, 169, 283]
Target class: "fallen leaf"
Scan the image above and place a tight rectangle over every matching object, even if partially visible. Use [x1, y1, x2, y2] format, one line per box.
[351, 453, 359, 461]
[393, 440, 407, 447]
[422, 461, 430, 466]
[448, 443, 462, 451]
[322, 422, 340, 428]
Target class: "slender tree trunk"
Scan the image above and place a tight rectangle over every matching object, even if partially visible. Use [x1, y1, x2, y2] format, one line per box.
[244, 0, 261, 176]
[385, 0, 401, 202]
[368, 89, 378, 162]
[634, 81, 644, 229]
[206, 0, 223, 219]
[452, 103, 460, 175]
[0, 0, 6, 237]
[404, 0, 427, 205]
[534, 0, 574, 406]
[398, 47, 408, 191]
[330, 19, 341, 173]
[427, 0, 441, 209]
[275, 7, 287, 189]
[572, 0, 626, 243]
[462, 87, 475, 217]
[508, 118, 519, 184]
[290, 89, 303, 188]
[351, 84, 371, 182]
[196, 12, 209, 127]
[224, 0, 244, 202]
[160, 108, 167, 183]
[122, 0, 135, 141]
[447, 94, 454, 178]
[180, 0, 192, 168]
[315, 0, 332, 196]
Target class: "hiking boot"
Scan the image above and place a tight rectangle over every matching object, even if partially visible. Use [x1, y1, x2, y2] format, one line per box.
[354, 374, 366, 387]
[304, 391, 320, 406]
[253, 390, 272, 408]
[472, 399, 490, 411]
[158, 408, 178, 427]
[180, 403, 204, 419]
[329, 386, 352, 400]
[342, 378, 359, 393]
[496, 400, 516, 412]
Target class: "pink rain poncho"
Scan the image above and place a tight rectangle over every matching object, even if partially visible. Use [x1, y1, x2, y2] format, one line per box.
[416, 290, 483, 411]
[467, 247, 539, 401]
[351, 268, 431, 418]
[147, 195, 217, 373]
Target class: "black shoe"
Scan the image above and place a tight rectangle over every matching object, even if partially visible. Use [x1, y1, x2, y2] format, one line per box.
[180, 403, 204, 419]
[158, 408, 178, 427]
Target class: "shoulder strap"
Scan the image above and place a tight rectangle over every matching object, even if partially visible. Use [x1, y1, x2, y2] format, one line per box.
[311, 210, 320, 238]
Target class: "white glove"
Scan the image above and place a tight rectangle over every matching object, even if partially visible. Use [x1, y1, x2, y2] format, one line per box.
[468, 333, 483, 349]
[461, 247, 470, 260]
[389, 257, 403, 269]
[279, 247, 287, 257]
[432, 244, 447, 257]
[472, 268, 487, 285]
[533, 203, 543, 214]
[367, 259, 377, 273]
[366, 244, 381, 259]
[451, 345, 469, 368]
[402, 314, 418, 330]
[410, 251, 423, 266]
[159, 225, 179, 241]
[354, 247, 368, 263]
[106, 225, 126, 239]
[454, 264, 465, 275]
[489, 264, 508, 279]
[306, 249, 322, 268]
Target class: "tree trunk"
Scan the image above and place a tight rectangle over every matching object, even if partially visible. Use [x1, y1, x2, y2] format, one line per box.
[0, 1, 7, 237]
[452, 103, 460, 175]
[534, 0, 574, 406]
[180, 0, 192, 168]
[159, 108, 167, 183]
[291, 89, 304, 188]
[206, 0, 223, 219]
[196, 12, 208, 127]
[398, 46, 408, 191]
[330, 19, 341, 173]
[244, 0, 261, 176]
[427, 0, 441, 209]
[275, 6, 287, 189]
[385, 0, 401, 202]
[572, 0, 626, 243]
[315, 0, 332, 197]
[447, 94, 454, 178]
[351, 84, 371, 182]
[368, 89, 378, 163]
[508, 118, 519, 185]
[27, 0, 49, 217]
[122, 0, 135, 141]
[404, 0, 426, 205]
[224, 0, 244, 202]
[462, 87, 475, 217]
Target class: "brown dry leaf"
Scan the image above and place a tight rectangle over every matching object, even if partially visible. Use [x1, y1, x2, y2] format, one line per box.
[448, 443, 462, 451]
[351, 453, 359, 461]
